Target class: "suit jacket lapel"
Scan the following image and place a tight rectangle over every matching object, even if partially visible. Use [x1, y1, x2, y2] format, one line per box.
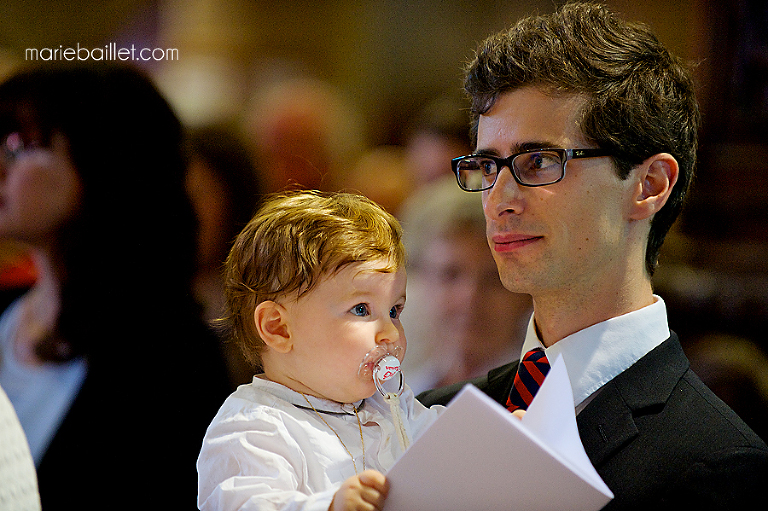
[483, 360, 520, 407]
[576, 333, 689, 467]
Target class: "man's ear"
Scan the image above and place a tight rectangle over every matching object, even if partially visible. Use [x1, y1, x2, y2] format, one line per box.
[254, 301, 292, 353]
[629, 153, 679, 221]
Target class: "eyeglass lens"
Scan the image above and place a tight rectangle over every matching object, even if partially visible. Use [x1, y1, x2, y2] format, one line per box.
[455, 150, 565, 190]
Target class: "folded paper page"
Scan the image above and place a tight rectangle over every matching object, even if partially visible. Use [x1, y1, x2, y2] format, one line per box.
[383, 356, 613, 511]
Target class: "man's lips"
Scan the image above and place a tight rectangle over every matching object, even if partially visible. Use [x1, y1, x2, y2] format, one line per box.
[490, 233, 542, 252]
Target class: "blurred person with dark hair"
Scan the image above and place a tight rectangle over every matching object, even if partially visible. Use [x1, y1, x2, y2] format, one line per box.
[418, 3, 768, 509]
[186, 124, 263, 386]
[0, 63, 231, 510]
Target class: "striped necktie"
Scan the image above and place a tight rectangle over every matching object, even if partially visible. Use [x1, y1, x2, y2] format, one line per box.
[506, 348, 551, 412]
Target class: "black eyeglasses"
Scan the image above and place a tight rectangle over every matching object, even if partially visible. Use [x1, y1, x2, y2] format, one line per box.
[451, 148, 611, 191]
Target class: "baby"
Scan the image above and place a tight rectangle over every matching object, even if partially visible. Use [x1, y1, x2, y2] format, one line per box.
[197, 190, 443, 511]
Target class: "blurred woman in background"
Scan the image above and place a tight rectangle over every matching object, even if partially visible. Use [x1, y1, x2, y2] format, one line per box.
[0, 63, 231, 510]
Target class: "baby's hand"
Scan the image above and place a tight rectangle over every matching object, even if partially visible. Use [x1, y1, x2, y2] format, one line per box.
[329, 470, 390, 511]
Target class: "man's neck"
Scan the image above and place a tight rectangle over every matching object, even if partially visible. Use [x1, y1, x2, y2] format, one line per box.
[531, 277, 655, 348]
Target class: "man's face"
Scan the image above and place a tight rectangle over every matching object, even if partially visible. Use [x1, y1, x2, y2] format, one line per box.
[478, 87, 637, 300]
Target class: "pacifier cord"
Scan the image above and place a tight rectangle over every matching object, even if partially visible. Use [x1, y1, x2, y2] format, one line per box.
[364, 349, 411, 452]
[383, 391, 410, 452]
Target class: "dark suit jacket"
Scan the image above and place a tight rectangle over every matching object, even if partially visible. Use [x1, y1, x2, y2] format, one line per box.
[418, 334, 768, 510]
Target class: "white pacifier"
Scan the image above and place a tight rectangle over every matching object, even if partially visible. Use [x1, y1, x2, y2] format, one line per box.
[358, 342, 411, 451]
[358, 343, 405, 397]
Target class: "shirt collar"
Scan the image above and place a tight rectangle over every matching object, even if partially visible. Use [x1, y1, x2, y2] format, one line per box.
[251, 375, 363, 416]
[521, 295, 670, 407]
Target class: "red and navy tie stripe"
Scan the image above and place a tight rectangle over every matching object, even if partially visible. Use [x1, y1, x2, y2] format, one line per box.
[506, 348, 551, 412]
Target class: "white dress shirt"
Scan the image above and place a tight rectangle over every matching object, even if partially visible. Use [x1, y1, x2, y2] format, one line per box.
[197, 376, 443, 511]
[520, 295, 670, 412]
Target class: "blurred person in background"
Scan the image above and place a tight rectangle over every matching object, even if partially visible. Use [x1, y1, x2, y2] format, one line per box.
[399, 176, 532, 393]
[401, 94, 472, 195]
[0, 63, 231, 511]
[241, 76, 367, 194]
[336, 93, 471, 218]
[0, 239, 36, 309]
[185, 124, 263, 386]
[343, 144, 412, 216]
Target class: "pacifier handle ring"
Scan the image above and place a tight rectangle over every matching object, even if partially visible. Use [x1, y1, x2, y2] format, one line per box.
[375, 370, 403, 397]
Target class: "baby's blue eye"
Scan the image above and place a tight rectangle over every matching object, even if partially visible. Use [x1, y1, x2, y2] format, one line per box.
[351, 304, 370, 317]
[390, 305, 402, 319]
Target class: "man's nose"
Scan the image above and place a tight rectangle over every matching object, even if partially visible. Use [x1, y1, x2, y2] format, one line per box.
[484, 166, 525, 216]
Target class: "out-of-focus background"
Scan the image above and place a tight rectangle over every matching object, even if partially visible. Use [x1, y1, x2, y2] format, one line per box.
[2, 0, 768, 438]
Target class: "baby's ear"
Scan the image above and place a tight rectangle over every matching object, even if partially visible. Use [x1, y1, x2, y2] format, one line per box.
[254, 301, 292, 353]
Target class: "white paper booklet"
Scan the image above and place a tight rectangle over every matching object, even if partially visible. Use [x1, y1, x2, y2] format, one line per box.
[383, 356, 613, 511]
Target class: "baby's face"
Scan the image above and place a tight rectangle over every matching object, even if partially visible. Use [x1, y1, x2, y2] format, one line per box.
[272, 259, 407, 403]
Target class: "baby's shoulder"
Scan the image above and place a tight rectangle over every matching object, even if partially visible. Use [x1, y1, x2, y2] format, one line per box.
[212, 381, 303, 426]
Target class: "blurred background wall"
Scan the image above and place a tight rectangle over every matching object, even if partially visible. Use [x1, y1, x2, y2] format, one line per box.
[2, 0, 768, 435]
[0, 0, 706, 141]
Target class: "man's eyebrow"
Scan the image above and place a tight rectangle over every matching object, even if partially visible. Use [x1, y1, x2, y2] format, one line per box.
[474, 141, 561, 156]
